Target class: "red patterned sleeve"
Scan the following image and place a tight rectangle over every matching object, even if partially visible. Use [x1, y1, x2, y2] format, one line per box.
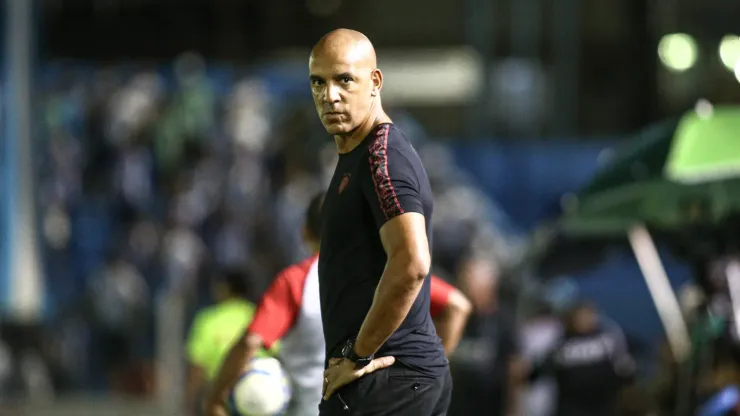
[247, 266, 305, 349]
[363, 124, 424, 229]
[429, 275, 454, 318]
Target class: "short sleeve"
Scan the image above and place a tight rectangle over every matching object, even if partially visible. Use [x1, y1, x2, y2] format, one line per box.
[429, 275, 454, 318]
[605, 327, 636, 378]
[248, 266, 305, 349]
[364, 127, 424, 229]
[186, 313, 211, 368]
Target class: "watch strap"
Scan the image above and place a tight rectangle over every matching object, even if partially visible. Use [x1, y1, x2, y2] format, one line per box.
[342, 338, 374, 368]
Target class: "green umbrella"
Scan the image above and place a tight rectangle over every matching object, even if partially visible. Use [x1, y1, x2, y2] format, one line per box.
[665, 106, 740, 183]
[560, 108, 740, 236]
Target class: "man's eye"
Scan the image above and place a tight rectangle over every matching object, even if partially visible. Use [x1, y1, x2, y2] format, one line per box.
[341, 77, 352, 83]
[311, 79, 324, 86]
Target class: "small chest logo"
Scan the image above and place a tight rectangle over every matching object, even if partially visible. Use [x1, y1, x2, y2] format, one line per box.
[338, 173, 351, 194]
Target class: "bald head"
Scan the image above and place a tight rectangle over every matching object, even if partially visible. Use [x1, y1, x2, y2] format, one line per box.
[308, 29, 385, 138]
[310, 29, 377, 70]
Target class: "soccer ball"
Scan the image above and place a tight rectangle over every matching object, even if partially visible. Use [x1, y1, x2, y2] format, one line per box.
[229, 357, 292, 416]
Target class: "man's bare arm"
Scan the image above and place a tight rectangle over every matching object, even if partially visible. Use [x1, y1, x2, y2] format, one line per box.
[354, 212, 430, 357]
[433, 289, 472, 355]
[185, 364, 206, 414]
[204, 333, 263, 416]
[506, 355, 526, 416]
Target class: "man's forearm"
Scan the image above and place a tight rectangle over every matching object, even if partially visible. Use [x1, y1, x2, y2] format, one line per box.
[206, 334, 260, 409]
[434, 310, 467, 355]
[185, 365, 206, 413]
[433, 291, 471, 355]
[354, 253, 427, 357]
[507, 357, 525, 415]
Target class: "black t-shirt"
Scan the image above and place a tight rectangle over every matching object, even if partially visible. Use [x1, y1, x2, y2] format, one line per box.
[318, 123, 447, 375]
[450, 310, 519, 415]
[533, 326, 634, 416]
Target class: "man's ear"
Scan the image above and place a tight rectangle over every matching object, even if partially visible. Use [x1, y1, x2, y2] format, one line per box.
[371, 69, 383, 97]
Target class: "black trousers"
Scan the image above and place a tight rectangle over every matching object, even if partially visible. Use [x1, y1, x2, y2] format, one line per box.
[319, 364, 453, 416]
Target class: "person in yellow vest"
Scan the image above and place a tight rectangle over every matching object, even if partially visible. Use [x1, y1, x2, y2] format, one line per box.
[184, 268, 272, 415]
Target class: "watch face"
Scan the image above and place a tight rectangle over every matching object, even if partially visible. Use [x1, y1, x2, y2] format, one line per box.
[341, 340, 352, 357]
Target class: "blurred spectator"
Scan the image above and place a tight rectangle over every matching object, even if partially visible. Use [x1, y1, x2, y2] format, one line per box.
[272, 173, 322, 266]
[161, 211, 207, 294]
[185, 268, 263, 415]
[519, 301, 562, 416]
[529, 301, 636, 416]
[656, 267, 740, 415]
[84, 252, 150, 393]
[0, 324, 54, 403]
[449, 256, 523, 416]
[225, 78, 271, 154]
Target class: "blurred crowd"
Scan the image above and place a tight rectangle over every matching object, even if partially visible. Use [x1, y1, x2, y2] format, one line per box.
[2, 53, 736, 416]
[13, 53, 522, 400]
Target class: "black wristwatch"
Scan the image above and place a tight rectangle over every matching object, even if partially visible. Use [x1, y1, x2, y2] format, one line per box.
[342, 338, 374, 368]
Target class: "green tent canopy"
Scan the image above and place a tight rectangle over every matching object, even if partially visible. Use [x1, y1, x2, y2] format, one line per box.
[665, 106, 740, 184]
[560, 109, 740, 236]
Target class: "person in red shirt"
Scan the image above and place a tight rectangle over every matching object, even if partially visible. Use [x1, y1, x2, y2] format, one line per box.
[206, 192, 471, 416]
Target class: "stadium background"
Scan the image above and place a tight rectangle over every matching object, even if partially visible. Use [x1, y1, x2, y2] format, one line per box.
[1, 0, 740, 414]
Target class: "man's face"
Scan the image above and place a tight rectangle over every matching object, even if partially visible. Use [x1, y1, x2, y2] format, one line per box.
[309, 52, 378, 136]
[571, 306, 598, 333]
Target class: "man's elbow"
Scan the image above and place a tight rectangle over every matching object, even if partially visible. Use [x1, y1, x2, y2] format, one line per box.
[388, 249, 430, 281]
[408, 256, 431, 281]
[242, 332, 264, 352]
[227, 332, 262, 364]
[448, 290, 473, 318]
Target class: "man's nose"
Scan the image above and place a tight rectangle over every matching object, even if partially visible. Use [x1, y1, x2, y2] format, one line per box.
[325, 83, 341, 103]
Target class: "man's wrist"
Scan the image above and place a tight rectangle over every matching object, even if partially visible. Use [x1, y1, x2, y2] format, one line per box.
[352, 338, 375, 358]
[342, 338, 375, 368]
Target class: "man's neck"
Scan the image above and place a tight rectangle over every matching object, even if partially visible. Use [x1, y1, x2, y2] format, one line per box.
[334, 109, 391, 154]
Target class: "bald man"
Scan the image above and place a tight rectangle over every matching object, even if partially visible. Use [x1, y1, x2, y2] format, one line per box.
[312, 29, 452, 416]
[204, 191, 466, 416]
